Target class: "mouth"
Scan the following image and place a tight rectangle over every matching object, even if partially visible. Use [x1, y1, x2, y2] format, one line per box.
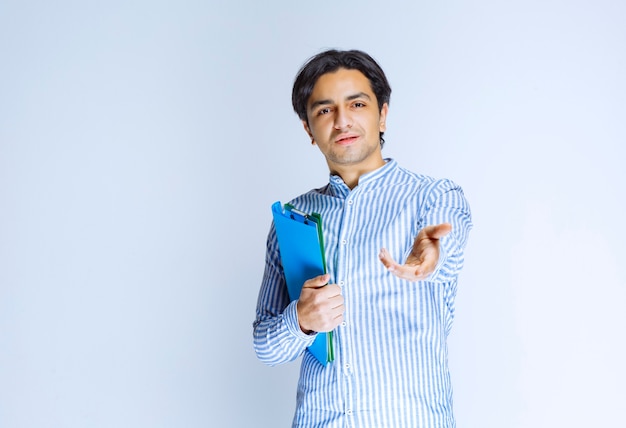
[335, 134, 359, 145]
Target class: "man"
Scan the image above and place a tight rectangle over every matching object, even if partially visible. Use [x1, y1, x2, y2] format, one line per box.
[253, 49, 472, 427]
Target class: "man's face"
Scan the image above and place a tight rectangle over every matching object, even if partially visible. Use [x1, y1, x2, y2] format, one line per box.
[303, 68, 388, 175]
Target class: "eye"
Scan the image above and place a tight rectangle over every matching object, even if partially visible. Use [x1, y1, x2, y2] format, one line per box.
[353, 102, 366, 108]
[317, 107, 332, 116]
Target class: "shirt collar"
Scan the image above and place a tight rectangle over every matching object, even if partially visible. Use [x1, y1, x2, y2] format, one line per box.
[328, 158, 397, 198]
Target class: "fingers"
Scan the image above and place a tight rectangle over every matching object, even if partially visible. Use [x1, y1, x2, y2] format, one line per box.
[302, 273, 330, 289]
[297, 274, 344, 333]
[380, 248, 433, 281]
[378, 247, 400, 272]
[297, 293, 344, 333]
[379, 221, 447, 281]
[379, 247, 431, 273]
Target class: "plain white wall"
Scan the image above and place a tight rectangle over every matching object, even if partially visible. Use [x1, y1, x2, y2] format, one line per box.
[1, 1, 624, 427]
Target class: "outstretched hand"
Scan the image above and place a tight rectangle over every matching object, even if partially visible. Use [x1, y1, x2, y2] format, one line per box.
[379, 223, 452, 282]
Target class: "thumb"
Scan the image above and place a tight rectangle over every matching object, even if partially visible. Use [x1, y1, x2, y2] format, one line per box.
[424, 223, 452, 239]
[302, 273, 330, 289]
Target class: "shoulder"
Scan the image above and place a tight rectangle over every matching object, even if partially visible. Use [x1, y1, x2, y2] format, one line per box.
[287, 184, 333, 206]
[387, 165, 470, 216]
[392, 164, 462, 193]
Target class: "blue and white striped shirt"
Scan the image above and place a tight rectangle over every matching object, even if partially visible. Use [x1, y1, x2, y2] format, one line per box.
[254, 159, 472, 427]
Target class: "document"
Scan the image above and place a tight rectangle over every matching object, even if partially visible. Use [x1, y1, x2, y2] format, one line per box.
[271, 201, 334, 366]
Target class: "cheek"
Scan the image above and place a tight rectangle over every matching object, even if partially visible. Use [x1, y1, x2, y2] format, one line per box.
[309, 120, 332, 137]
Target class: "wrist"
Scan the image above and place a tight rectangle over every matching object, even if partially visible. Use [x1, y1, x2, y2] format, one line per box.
[296, 301, 315, 334]
[285, 300, 318, 341]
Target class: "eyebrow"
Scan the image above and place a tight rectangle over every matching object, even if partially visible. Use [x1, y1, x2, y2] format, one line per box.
[309, 92, 372, 111]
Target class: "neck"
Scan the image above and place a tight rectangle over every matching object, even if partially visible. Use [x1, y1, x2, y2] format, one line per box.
[329, 158, 386, 189]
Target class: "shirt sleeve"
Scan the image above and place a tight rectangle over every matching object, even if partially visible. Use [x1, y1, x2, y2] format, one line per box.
[420, 178, 473, 283]
[252, 224, 317, 366]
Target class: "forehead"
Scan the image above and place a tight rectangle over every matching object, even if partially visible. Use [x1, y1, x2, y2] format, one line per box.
[308, 68, 375, 104]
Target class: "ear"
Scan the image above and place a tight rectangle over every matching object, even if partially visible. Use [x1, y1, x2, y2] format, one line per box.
[379, 103, 389, 132]
[302, 120, 316, 145]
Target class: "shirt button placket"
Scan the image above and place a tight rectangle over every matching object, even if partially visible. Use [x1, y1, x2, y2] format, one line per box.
[343, 359, 354, 421]
[341, 196, 356, 425]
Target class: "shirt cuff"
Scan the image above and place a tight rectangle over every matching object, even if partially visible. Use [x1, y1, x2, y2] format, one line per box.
[283, 300, 318, 344]
[429, 234, 454, 281]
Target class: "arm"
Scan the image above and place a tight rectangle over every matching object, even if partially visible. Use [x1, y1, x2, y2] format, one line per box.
[379, 179, 472, 282]
[252, 225, 344, 366]
[253, 226, 314, 366]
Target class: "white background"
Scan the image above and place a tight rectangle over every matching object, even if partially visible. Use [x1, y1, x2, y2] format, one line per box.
[1, 1, 624, 427]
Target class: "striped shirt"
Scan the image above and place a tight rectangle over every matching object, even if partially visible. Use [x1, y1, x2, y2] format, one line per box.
[253, 159, 472, 427]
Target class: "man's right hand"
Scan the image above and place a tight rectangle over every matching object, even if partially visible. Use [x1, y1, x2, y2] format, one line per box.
[296, 273, 344, 334]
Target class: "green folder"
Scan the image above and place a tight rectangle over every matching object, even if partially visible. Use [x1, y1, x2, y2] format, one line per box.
[271, 201, 334, 365]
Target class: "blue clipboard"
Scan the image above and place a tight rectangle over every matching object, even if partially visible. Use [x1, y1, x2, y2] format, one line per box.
[271, 201, 334, 366]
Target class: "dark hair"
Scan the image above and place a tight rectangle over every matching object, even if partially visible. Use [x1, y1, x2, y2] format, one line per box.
[292, 49, 392, 147]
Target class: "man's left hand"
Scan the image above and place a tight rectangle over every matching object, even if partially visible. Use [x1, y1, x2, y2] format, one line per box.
[379, 223, 452, 282]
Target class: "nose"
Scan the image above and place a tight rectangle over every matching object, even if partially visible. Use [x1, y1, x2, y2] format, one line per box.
[333, 107, 352, 130]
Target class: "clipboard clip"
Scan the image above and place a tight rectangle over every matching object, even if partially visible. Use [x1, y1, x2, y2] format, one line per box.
[285, 204, 312, 224]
